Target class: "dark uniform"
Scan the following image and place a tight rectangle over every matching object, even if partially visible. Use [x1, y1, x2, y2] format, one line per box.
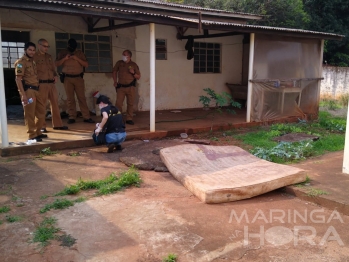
[14, 55, 45, 139]
[56, 49, 90, 120]
[34, 51, 64, 129]
[113, 60, 140, 121]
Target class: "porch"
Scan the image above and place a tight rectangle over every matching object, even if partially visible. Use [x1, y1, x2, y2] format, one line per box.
[0, 106, 299, 157]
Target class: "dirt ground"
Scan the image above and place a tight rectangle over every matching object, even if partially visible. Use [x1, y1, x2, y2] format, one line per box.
[1, 139, 349, 262]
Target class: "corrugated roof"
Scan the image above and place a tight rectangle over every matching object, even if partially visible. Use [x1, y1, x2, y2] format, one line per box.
[170, 16, 344, 39]
[1, 0, 344, 40]
[131, 0, 260, 17]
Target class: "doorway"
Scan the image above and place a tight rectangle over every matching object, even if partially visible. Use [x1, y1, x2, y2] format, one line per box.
[1, 30, 30, 105]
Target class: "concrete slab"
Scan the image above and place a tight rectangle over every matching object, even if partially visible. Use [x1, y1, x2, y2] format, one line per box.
[160, 144, 307, 203]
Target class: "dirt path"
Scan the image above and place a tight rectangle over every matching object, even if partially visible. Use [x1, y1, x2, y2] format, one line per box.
[1, 141, 349, 262]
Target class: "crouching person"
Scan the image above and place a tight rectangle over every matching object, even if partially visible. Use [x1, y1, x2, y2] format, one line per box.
[94, 95, 126, 153]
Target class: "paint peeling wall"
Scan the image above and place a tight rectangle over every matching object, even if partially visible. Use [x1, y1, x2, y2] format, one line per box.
[1, 9, 243, 113]
[321, 66, 349, 98]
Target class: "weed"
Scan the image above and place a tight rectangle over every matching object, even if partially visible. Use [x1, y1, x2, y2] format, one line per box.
[74, 197, 86, 203]
[55, 185, 81, 196]
[163, 253, 177, 262]
[199, 88, 241, 130]
[210, 137, 219, 141]
[251, 141, 313, 163]
[16, 203, 24, 207]
[33, 217, 60, 246]
[40, 147, 58, 156]
[67, 151, 81, 157]
[12, 196, 20, 201]
[58, 234, 76, 247]
[40, 198, 75, 213]
[54, 167, 142, 197]
[6, 215, 21, 223]
[0, 220, 2, 225]
[306, 188, 329, 197]
[0, 206, 10, 213]
[294, 175, 311, 187]
[40, 195, 49, 200]
[339, 93, 349, 107]
[40, 197, 86, 213]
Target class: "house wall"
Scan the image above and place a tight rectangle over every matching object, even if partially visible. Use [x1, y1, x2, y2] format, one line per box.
[135, 24, 244, 110]
[0, 9, 243, 113]
[321, 66, 349, 98]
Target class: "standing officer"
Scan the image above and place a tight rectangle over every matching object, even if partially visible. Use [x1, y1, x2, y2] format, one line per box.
[34, 38, 68, 132]
[14, 42, 47, 142]
[55, 38, 94, 124]
[112, 49, 141, 125]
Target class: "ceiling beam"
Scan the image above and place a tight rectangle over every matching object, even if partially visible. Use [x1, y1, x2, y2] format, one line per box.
[177, 31, 243, 40]
[88, 21, 148, 33]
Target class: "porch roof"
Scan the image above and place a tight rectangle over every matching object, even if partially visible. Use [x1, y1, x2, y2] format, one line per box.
[0, 0, 344, 41]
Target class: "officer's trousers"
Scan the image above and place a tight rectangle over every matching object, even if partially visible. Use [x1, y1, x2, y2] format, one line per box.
[116, 86, 135, 121]
[39, 83, 63, 128]
[24, 89, 45, 139]
[63, 77, 90, 120]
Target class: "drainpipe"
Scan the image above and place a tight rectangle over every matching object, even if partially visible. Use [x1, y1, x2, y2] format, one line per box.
[149, 23, 155, 132]
[343, 101, 349, 174]
[0, 18, 9, 148]
[246, 33, 255, 122]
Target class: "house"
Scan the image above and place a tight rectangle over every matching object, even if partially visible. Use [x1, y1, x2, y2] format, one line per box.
[0, 0, 344, 147]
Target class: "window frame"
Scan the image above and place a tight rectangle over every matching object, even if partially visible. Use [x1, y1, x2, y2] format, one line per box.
[55, 33, 113, 73]
[193, 42, 221, 74]
[155, 38, 167, 60]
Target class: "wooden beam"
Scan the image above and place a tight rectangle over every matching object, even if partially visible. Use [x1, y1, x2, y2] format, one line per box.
[178, 31, 243, 40]
[89, 21, 148, 33]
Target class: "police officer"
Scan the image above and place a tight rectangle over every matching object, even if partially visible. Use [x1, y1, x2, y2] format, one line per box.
[14, 42, 47, 142]
[34, 38, 68, 132]
[112, 49, 141, 125]
[55, 38, 94, 124]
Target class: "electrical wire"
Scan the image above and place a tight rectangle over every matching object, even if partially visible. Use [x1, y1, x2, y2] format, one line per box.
[20, 11, 68, 33]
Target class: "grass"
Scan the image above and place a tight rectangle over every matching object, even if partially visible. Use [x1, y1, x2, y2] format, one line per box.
[306, 188, 329, 197]
[6, 215, 21, 223]
[33, 217, 60, 246]
[0, 206, 10, 213]
[40, 195, 49, 200]
[67, 151, 81, 157]
[55, 166, 142, 196]
[163, 253, 177, 262]
[294, 175, 311, 188]
[234, 111, 346, 164]
[37, 147, 59, 158]
[40, 197, 86, 213]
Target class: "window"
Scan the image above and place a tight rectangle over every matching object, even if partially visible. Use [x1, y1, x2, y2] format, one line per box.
[193, 42, 221, 73]
[156, 39, 167, 60]
[55, 33, 112, 73]
[2, 42, 25, 69]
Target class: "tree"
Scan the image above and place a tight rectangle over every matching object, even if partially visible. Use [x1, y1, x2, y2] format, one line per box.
[167, 0, 309, 29]
[304, 0, 349, 66]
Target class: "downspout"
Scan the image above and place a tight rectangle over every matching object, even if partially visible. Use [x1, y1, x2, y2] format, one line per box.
[0, 18, 9, 147]
[149, 23, 155, 132]
[343, 101, 349, 174]
[246, 33, 255, 122]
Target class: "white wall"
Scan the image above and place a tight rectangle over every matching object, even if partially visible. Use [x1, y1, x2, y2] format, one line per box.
[135, 24, 244, 110]
[321, 66, 349, 98]
[1, 9, 244, 113]
[0, 9, 134, 113]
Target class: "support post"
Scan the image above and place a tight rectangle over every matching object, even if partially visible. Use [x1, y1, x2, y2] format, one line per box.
[246, 33, 255, 122]
[149, 23, 155, 132]
[0, 18, 9, 148]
